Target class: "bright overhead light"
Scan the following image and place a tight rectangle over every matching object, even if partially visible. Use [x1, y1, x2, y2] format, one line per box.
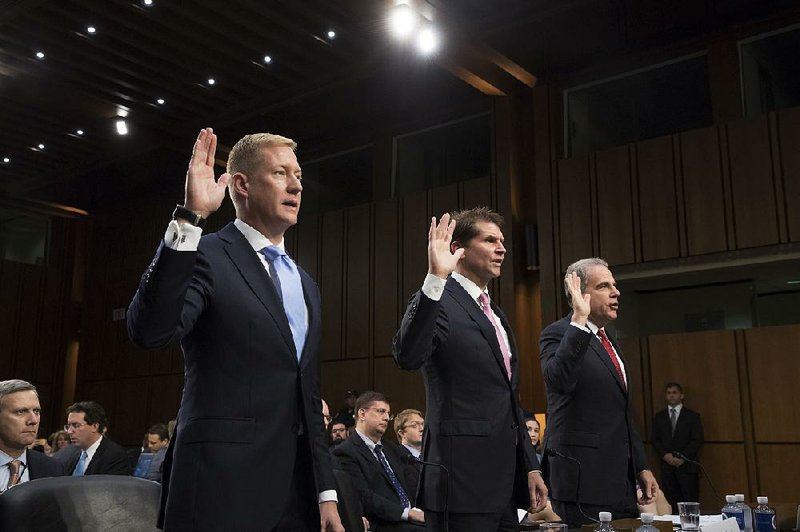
[87, 26, 97, 34]
[76, 129, 84, 136]
[38, 143, 45, 150]
[263, 55, 272, 64]
[156, 98, 165, 105]
[2, 157, 9, 163]
[116, 119, 128, 136]
[35, 51, 45, 59]
[388, 4, 417, 39]
[207, 78, 215, 85]
[143, 0, 153, 5]
[327, 30, 336, 39]
[416, 26, 439, 56]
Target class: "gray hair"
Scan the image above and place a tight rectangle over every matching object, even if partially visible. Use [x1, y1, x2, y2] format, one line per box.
[564, 257, 609, 308]
[0, 379, 38, 408]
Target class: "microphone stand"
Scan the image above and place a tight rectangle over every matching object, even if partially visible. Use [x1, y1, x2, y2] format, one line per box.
[545, 448, 600, 525]
[672, 452, 721, 504]
[402, 454, 449, 532]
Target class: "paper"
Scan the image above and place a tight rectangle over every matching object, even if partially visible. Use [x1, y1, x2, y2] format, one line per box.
[654, 514, 725, 526]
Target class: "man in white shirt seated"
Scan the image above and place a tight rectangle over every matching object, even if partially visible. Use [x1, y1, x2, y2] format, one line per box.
[64, 401, 131, 476]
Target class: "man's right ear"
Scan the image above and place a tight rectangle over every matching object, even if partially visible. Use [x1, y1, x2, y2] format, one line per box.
[231, 173, 248, 196]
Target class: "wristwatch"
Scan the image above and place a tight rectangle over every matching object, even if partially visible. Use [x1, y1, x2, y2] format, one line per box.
[172, 205, 207, 228]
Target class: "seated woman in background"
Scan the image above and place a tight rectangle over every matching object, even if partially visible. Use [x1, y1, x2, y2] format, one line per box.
[522, 414, 561, 523]
[48, 430, 71, 456]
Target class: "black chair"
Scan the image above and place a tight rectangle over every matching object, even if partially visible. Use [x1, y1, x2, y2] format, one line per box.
[0, 475, 160, 531]
[333, 467, 365, 532]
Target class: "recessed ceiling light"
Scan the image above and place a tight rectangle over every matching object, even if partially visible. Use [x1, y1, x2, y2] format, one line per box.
[416, 26, 439, 56]
[35, 51, 45, 59]
[87, 26, 97, 34]
[388, 4, 418, 40]
[2, 157, 9, 163]
[38, 143, 45, 150]
[143, 0, 153, 5]
[327, 30, 336, 39]
[263, 55, 272, 64]
[207, 78, 215, 85]
[116, 119, 128, 135]
[76, 129, 84, 136]
[156, 98, 165, 105]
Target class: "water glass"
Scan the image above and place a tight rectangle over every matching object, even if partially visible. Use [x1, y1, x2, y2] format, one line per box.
[678, 501, 700, 531]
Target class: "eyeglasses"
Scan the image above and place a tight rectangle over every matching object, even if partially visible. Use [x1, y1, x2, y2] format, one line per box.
[362, 407, 394, 420]
[404, 421, 424, 430]
[64, 422, 88, 431]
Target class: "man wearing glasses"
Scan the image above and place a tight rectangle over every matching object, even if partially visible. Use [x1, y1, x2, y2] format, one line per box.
[333, 391, 425, 531]
[0, 379, 64, 491]
[65, 401, 131, 476]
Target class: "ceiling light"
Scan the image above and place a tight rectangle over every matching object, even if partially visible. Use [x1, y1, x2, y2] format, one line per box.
[263, 55, 272, 64]
[35, 51, 45, 59]
[207, 78, 215, 85]
[87, 26, 97, 34]
[2, 157, 9, 163]
[416, 26, 439, 56]
[156, 98, 165, 105]
[143, 0, 153, 5]
[327, 30, 336, 39]
[388, 4, 418, 40]
[76, 129, 84, 136]
[115, 119, 128, 135]
[38, 143, 45, 150]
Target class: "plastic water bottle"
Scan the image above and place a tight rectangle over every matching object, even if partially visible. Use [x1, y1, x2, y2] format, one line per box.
[637, 513, 659, 532]
[595, 511, 615, 532]
[735, 494, 753, 532]
[753, 497, 776, 532]
[723, 495, 745, 531]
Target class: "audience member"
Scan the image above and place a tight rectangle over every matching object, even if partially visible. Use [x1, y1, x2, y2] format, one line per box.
[524, 415, 543, 464]
[0, 379, 64, 491]
[145, 423, 170, 482]
[333, 391, 358, 428]
[65, 400, 131, 476]
[333, 391, 424, 531]
[651, 382, 704, 506]
[48, 430, 71, 455]
[329, 421, 348, 448]
[393, 409, 424, 504]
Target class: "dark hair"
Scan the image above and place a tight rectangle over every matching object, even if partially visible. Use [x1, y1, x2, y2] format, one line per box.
[665, 382, 683, 392]
[147, 423, 170, 441]
[451, 207, 504, 247]
[354, 391, 390, 413]
[66, 401, 109, 433]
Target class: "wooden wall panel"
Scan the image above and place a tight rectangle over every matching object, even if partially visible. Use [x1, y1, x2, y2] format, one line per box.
[755, 444, 800, 503]
[0, 262, 21, 378]
[401, 192, 429, 305]
[320, 359, 370, 410]
[373, 357, 425, 417]
[595, 146, 636, 265]
[636, 137, 681, 261]
[345, 205, 371, 359]
[461, 176, 491, 211]
[430, 183, 459, 219]
[320, 210, 344, 361]
[373, 199, 400, 357]
[295, 213, 319, 281]
[778, 107, 800, 242]
[648, 330, 741, 441]
[744, 326, 800, 442]
[112, 376, 150, 444]
[727, 117, 780, 248]
[148, 374, 183, 427]
[679, 126, 728, 255]
[619, 336, 646, 436]
[557, 157, 593, 266]
[14, 267, 43, 381]
[697, 443, 750, 510]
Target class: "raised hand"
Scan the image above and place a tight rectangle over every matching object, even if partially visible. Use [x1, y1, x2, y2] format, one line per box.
[566, 271, 590, 324]
[183, 128, 232, 219]
[427, 213, 464, 279]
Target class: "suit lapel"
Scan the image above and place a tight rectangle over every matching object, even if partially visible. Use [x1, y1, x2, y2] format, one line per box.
[219, 223, 297, 364]
[446, 278, 510, 382]
[85, 438, 105, 475]
[352, 435, 394, 488]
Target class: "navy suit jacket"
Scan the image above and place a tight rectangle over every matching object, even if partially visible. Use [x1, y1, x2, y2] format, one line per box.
[393, 277, 539, 513]
[67, 437, 131, 476]
[128, 222, 334, 531]
[539, 316, 648, 506]
[27, 450, 65, 480]
[651, 406, 704, 473]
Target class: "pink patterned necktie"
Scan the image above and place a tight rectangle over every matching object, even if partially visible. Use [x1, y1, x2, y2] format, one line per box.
[478, 293, 512, 380]
[597, 328, 626, 389]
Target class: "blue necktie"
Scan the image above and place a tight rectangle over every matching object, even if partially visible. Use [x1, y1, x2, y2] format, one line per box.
[374, 444, 411, 508]
[72, 451, 87, 476]
[260, 245, 307, 360]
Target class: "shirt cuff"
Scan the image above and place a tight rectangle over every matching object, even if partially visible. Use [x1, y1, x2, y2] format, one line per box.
[318, 490, 338, 504]
[401, 507, 410, 521]
[570, 321, 591, 333]
[421, 273, 446, 301]
[163, 219, 203, 251]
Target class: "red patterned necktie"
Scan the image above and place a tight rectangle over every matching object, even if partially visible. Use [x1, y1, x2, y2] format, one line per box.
[597, 329, 626, 389]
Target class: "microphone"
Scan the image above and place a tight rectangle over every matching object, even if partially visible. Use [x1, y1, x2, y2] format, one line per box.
[545, 448, 600, 524]
[401, 453, 450, 532]
[672, 452, 721, 503]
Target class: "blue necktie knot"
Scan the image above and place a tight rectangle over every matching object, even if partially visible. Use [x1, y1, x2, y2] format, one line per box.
[261, 245, 286, 260]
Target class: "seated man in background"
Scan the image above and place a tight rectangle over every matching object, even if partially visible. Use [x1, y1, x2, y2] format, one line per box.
[0, 379, 64, 491]
[328, 421, 348, 448]
[333, 391, 424, 531]
[393, 409, 424, 500]
[145, 423, 170, 482]
[65, 401, 131, 476]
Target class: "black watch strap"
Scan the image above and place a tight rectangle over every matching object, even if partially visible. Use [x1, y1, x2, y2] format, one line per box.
[172, 205, 207, 228]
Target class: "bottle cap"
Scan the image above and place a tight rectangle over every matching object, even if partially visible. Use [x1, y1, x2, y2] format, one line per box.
[757, 496, 768, 504]
[726, 495, 736, 503]
[599, 512, 612, 522]
[735, 494, 745, 502]
[641, 513, 654, 523]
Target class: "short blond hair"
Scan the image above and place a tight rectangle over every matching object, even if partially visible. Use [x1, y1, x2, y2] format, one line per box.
[394, 408, 423, 438]
[226, 133, 297, 176]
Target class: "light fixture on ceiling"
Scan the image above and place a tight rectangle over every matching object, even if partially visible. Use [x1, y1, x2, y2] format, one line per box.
[263, 55, 272, 64]
[116, 119, 129, 136]
[76, 129, 84, 136]
[207, 78, 216, 86]
[415, 26, 439, 56]
[37, 143, 45, 150]
[156, 98, 165, 105]
[87, 26, 97, 34]
[35, 51, 45, 59]
[327, 30, 336, 39]
[143, 0, 153, 5]
[2, 157, 9, 164]
[388, 3, 418, 40]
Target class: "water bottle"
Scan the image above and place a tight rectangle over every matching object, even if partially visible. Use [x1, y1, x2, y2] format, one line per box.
[735, 494, 753, 532]
[753, 496, 776, 532]
[637, 513, 659, 532]
[723, 495, 745, 530]
[595, 511, 615, 532]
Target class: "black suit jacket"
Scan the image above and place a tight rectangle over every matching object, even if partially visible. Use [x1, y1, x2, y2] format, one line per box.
[67, 437, 131, 476]
[395, 444, 421, 504]
[128, 222, 334, 532]
[393, 277, 539, 513]
[27, 450, 65, 480]
[333, 433, 415, 529]
[540, 316, 648, 505]
[651, 406, 704, 473]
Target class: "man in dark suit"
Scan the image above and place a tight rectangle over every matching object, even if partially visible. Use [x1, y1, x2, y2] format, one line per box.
[393, 208, 547, 532]
[127, 128, 343, 532]
[65, 401, 131, 476]
[393, 409, 424, 499]
[540, 258, 658, 527]
[333, 392, 424, 531]
[651, 382, 704, 506]
[0, 380, 65, 491]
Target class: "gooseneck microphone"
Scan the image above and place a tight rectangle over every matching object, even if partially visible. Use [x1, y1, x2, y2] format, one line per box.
[545, 448, 600, 524]
[401, 453, 450, 532]
[672, 451, 721, 503]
